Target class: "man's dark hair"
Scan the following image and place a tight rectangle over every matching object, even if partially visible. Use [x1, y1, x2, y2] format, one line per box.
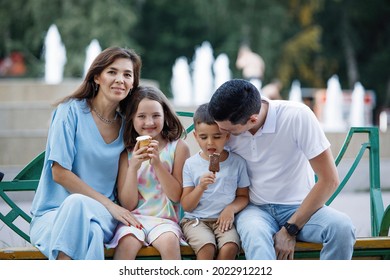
[208, 79, 261, 125]
[193, 103, 215, 129]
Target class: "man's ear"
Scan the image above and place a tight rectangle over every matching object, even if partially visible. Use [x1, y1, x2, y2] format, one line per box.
[249, 114, 258, 124]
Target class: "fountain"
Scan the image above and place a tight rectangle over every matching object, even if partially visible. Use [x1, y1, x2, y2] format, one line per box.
[170, 57, 193, 106]
[349, 82, 366, 127]
[213, 53, 231, 91]
[379, 110, 388, 133]
[171, 42, 232, 107]
[83, 39, 101, 77]
[192, 41, 214, 105]
[44, 24, 66, 84]
[322, 75, 347, 132]
[288, 80, 303, 103]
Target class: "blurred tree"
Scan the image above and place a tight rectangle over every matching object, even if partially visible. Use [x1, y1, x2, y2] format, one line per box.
[1, 0, 389, 121]
[277, 1, 323, 90]
[0, 0, 139, 77]
[57, 0, 139, 77]
[132, 0, 209, 97]
[133, 0, 289, 98]
[194, 0, 330, 98]
[0, 0, 49, 76]
[194, 0, 288, 86]
[317, 0, 390, 119]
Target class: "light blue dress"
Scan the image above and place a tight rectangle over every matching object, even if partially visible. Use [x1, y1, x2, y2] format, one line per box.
[29, 99, 125, 260]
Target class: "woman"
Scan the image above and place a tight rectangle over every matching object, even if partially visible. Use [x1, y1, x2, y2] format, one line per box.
[29, 47, 142, 260]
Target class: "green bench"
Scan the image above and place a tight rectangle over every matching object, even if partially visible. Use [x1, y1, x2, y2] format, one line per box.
[1, 111, 390, 259]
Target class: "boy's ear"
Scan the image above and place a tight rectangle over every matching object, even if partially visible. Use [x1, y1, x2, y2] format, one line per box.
[193, 130, 202, 146]
[225, 132, 231, 141]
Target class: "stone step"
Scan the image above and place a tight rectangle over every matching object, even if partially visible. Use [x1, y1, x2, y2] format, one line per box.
[0, 102, 53, 130]
[1, 80, 389, 170]
[0, 78, 158, 103]
[0, 79, 80, 102]
[0, 132, 47, 166]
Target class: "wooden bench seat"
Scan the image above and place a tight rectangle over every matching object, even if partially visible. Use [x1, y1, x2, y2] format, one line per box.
[1, 237, 390, 260]
[0, 245, 194, 260]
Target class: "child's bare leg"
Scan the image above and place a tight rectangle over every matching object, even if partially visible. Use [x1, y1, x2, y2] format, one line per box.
[113, 234, 143, 260]
[152, 232, 181, 260]
[196, 243, 215, 260]
[57, 251, 72, 260]
[216, 242, 239, 260]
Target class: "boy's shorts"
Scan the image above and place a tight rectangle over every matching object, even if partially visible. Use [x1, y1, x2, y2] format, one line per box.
[180, 218, 241, 255]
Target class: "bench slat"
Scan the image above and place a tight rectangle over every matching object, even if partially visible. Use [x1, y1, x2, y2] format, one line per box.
[1, 238, 389, 260]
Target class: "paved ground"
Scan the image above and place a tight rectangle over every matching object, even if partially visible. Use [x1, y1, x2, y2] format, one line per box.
[330, 191, 390, 237]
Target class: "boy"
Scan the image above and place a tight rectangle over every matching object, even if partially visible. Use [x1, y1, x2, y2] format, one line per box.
[180, 103, 250, 260]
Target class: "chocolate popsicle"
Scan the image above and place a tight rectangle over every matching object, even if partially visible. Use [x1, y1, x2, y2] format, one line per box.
[209, 153, 220, 173]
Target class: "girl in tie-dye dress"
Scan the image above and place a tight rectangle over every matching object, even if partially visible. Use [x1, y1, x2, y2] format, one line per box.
[106, 86, 190, 260]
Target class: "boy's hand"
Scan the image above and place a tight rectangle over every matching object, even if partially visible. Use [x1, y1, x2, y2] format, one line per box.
[216, 206, 235, 233]
[198, 172, 216, 190]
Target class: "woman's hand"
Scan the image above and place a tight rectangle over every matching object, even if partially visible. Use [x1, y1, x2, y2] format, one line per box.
[106, 202, 143, 229]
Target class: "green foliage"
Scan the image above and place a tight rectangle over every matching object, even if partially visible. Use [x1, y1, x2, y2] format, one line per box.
[1, 0, 389, 117]
[0, 0, 138, 77]
[317, 0, 390, 114]
[132, 0, 210, 97]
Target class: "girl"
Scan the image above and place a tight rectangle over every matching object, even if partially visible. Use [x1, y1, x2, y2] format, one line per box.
[106, 86, 190, 259]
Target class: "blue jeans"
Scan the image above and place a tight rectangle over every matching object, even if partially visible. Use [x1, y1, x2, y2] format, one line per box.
[235, 203, 356, 260]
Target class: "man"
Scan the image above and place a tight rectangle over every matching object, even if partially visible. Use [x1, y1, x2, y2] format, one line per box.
[208, 79, 355, 260]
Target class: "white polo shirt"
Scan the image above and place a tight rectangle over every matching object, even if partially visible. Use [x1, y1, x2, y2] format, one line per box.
[225, 99, 330, 205]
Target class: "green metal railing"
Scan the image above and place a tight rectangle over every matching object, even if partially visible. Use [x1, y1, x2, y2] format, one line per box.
[324, 127, 387, 237]
[0, 151, 43, 242]
[1, 115, 389, 244]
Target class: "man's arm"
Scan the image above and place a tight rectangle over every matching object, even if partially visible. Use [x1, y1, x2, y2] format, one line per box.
[274, 148, 339, 259]
[289, 148, 339, 227]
